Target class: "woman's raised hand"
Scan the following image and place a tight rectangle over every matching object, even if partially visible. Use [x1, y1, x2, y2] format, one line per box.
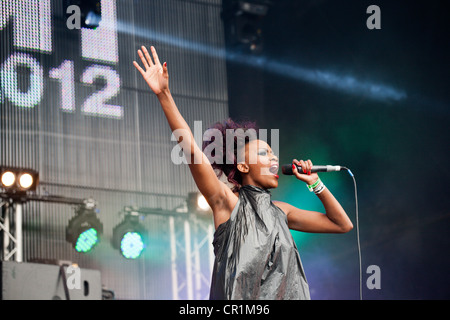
[133, 46, 168, 95]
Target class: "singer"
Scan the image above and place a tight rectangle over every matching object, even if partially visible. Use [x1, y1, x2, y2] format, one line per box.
[133, 46, 353, 300]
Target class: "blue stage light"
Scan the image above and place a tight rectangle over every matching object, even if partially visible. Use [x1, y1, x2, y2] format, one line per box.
[112, 213, 146, 259]
[120, 232, 145, 259]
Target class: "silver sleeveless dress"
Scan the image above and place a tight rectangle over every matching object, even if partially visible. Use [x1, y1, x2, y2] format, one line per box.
[209, 184, 310, 300]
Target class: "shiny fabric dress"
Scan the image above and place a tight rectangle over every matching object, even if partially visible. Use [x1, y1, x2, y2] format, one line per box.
[209, 185, 310, 300]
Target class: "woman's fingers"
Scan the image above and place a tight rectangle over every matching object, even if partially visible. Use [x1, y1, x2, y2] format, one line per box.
[307, 159, 313, 175]
[151, 46, 161, 66]
[142, 46, 154, 67]
[133, 60, 145, 76]
[292, 159, 298, 173]
[292, 159, 314, 175]
[138, 49, 149, 70]
[303, 159, 312, 175]
[137, 46, 162, 72]
[292, 159, 301, 179]
[292, 159, 300, 173]
[300, 160, 307, 174]
[298, 159, 305, 174]
[292, 159, 318, 185]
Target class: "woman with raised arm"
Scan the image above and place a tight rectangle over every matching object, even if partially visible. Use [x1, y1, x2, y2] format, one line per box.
[133, 46, 353, 300]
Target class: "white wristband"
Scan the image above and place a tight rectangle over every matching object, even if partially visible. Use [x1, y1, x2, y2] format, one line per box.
[313, 183, 326, 194]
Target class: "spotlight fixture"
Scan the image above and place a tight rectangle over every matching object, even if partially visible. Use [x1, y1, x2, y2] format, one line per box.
[0, 166, 39, 193]
[112, 212, 146, 259]
[227, 0, 270, 54]
[66, 203, 103, 253]
[65, 0, 102, 29]
[1, 171, 15, 187]
[188, 192, 212, 215]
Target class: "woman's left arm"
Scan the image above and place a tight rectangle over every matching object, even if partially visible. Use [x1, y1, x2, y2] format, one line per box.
[274, 159, 353, 233]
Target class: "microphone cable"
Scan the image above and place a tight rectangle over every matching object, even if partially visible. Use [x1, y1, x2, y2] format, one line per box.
[341, 167, 362, 300]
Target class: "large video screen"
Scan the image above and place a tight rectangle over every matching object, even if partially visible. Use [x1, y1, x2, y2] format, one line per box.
[1, 0, 227, 299]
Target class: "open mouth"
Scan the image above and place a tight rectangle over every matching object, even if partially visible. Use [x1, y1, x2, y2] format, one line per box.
[269, 163, 279, 175]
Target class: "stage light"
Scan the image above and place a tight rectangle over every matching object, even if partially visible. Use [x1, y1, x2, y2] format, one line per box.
[226, 0, 270, 54]
[1, 171, 15, 187]
[65, 0, 102, 29]
[84, 9, 102, 28]
[120, 232, 144, 259]
[75, 228, 99, 253]
[66, 205, 103, 253]
[197, 195, 210, 211]
[188, 192, 212, 214]
[18, 173, 33, 189]
[0, 166, 39, 192]
[112, 213, 146, 259]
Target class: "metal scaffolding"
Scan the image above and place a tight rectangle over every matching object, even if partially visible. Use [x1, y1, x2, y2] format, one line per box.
[0, 193, 89, 262]
[0, 199, 23, 262]
[0, 192, 216, 300]
[126, 206, 215, 300]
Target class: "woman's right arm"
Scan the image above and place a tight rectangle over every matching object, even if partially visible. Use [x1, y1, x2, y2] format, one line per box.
[133, 46, 233, 224]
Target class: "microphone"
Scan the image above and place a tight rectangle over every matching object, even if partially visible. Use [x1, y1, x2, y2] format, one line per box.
[281, 164, 345, 175]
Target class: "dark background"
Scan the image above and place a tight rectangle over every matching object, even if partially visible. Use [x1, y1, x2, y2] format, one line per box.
[224, 0, 449, 299]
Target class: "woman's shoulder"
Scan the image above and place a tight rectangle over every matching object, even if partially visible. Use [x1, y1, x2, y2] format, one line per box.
[271, 200, 291, 215]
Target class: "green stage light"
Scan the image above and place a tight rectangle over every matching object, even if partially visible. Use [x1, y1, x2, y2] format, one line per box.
[66, 206, 103, 253]
[75, 228, 99, 253]
[112, 213, 146, 259]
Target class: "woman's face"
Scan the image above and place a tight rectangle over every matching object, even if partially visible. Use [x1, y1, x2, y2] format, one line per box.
[238, 139, 279, 189]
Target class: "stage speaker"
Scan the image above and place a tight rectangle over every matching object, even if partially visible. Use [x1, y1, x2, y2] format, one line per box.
[1, 261, 101, 300]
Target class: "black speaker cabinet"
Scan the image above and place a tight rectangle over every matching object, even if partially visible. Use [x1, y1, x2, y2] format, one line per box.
[1, 261, 101, 300]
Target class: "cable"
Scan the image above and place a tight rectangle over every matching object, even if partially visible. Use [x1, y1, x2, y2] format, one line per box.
[342, 167, 362, 300]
